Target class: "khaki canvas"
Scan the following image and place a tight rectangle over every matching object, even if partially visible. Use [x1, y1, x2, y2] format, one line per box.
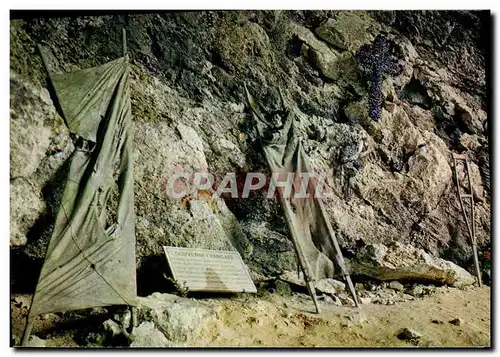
[244, 84, 352, 284]
[28, 55, 137, 318]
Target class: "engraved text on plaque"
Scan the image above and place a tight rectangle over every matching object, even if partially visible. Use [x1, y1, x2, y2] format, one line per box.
[163, 246, 257, 293]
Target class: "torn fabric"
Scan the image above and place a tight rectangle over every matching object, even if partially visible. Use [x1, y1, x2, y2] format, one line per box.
[29, 55, 137, 316]
[244, 84, 350, 281]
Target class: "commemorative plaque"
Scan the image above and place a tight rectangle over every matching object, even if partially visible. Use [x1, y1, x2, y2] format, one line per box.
[163, 246, 257, 293]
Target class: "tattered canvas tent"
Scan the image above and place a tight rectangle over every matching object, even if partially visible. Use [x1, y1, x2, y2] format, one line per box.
[22, 39, 136, 344]
[244, 84, 358, 312]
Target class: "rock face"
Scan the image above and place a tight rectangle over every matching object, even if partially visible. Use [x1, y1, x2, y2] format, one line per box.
[349, 242, 476, 287]
[9, 11, 490, 292]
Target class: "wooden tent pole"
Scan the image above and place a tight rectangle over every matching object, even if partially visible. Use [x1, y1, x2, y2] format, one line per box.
[121, 26, 138, 330]
[317, 201, 359, 307]
[20, 307, 34, 347]
[21, 319, 33, 346]
[122, 28, 127, 57]
[127, 306, 138, 334]
[465, 158, 482, 287]
[276, 193, 321, 314]
[452, 153, 482, 287]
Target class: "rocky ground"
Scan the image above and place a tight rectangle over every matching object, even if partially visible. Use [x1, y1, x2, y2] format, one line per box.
[12, 282, 490, 348]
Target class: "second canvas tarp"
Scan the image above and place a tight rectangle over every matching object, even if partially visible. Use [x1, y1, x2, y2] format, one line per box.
[244, 84, 358, 309]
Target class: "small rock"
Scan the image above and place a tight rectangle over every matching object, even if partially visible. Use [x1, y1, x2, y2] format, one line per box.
[384, 102, 396, 113]
[317, 294, 331, 303]
[130, 322, 170, 348]
[364, 280, 379, 292]
[389, 281, 405, 292]
[449, 318, 464, 326]
[25, 336, 46, 347]
[402, 293, 414, 300]
[355, 283, 365, 291]
[84, 331, 106, 346]
[397, 328, 422, 341]
[280, 272, 345, 294]
[328, 279, 346, 292]
[331, 295, 343, 306]
[343, 310, 367, 326]
[339, 295, 356, 306]
[431, 319, 444, 324]
[407, 284, 424, 296]
[422, 285, 436, 295]
[315, 278, 346, 295]
[359, 297, 371, 305]
[275, 280, 292, 296]
[103, 319, 122, 337]
[114, 309, 131, 329]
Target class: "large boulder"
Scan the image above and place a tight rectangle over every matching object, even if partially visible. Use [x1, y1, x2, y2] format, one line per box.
[349, 242, 477, 287]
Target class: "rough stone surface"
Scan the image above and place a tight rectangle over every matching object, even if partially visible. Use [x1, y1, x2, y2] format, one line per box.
[342, 310, 367, 327]
[449, 318, 464, 326]
[388, 281, 405, 292]
[280, 271, 346, 295]
[10, 72, 54, 179]
[275, 280, 292, 296]
[407, 284, 424, 296]
[315, 12, 376, 52]
[103, 319, 122, 338]
[359, 297, 372, 305]
[137, 293, 220, 346]
[25, 336, 46, 347]
[130, 321, 170, 348]
[350, 242, 477, 287]
[397, 328, 422, 341]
